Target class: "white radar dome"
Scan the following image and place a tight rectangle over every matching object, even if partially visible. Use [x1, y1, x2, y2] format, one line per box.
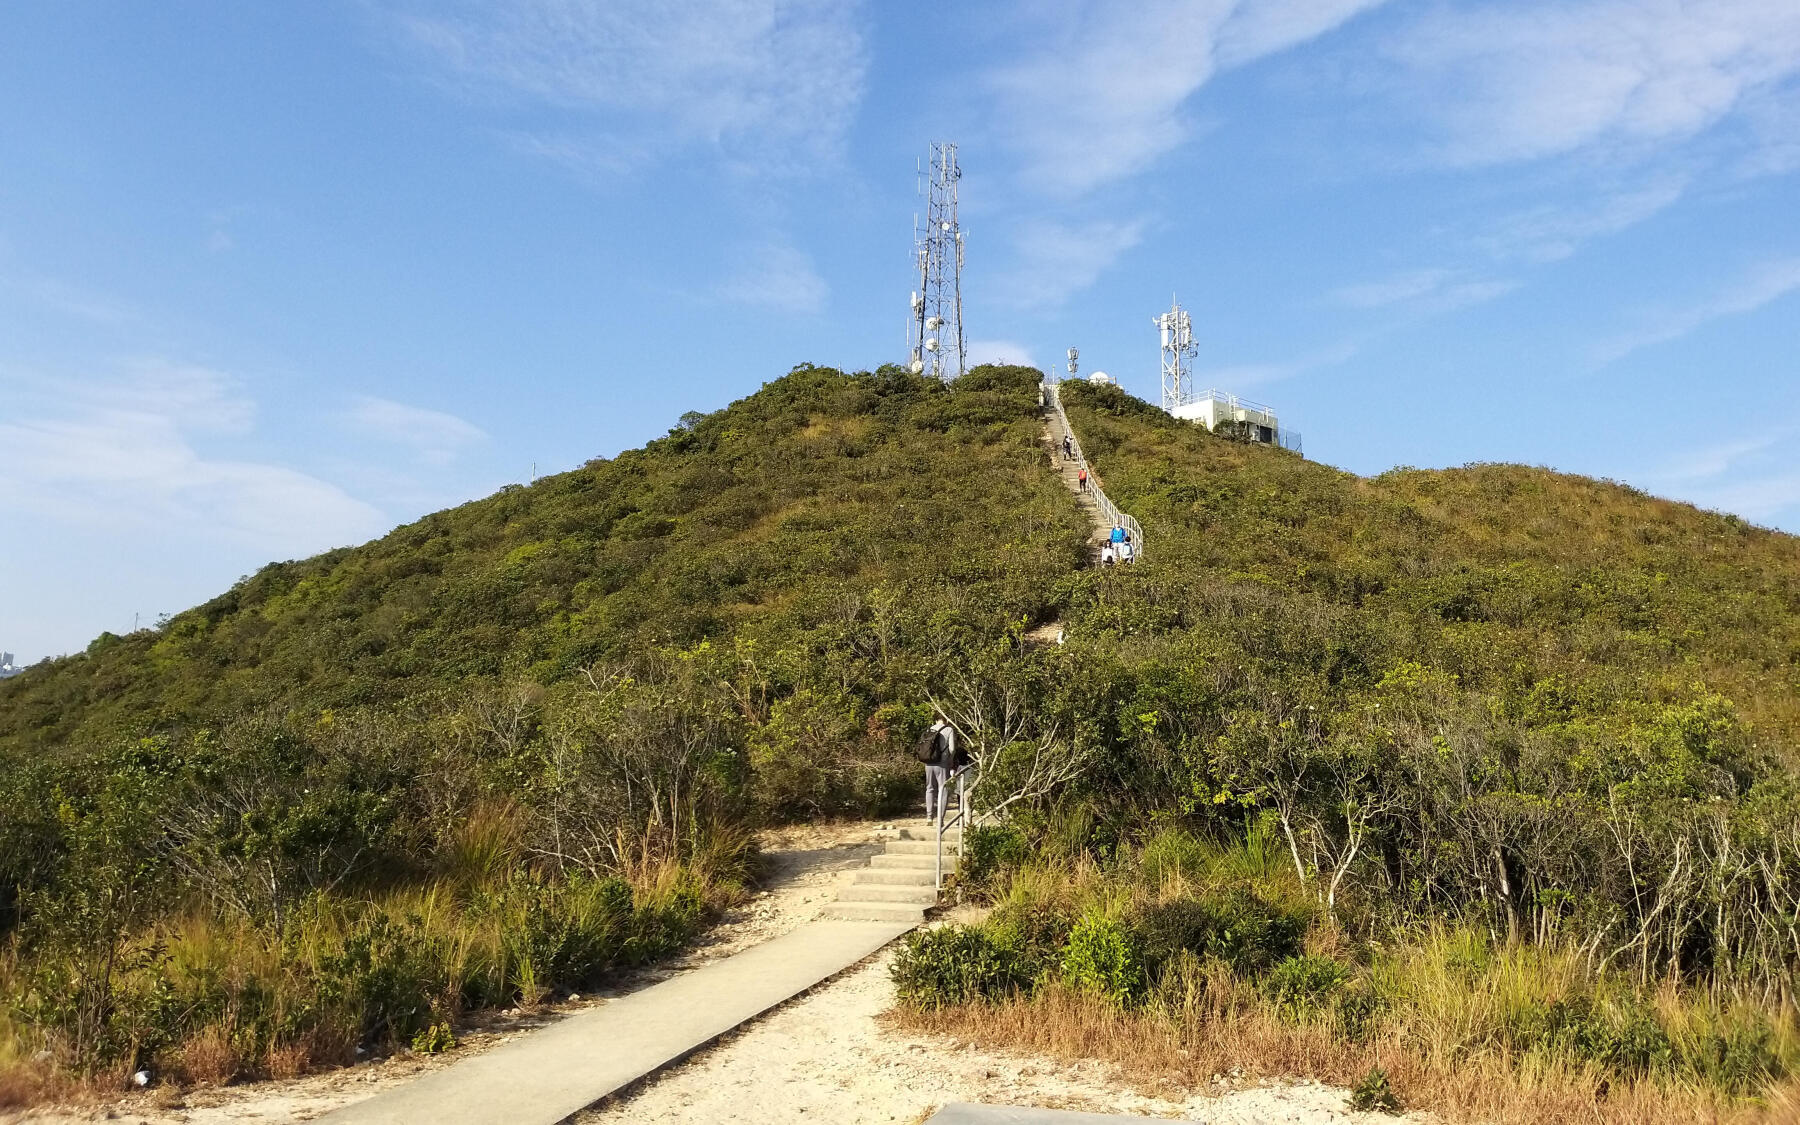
[1088, 371, 1114, 385]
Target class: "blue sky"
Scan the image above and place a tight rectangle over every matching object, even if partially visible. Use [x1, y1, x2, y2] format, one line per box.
[3, 0, 1798, 662]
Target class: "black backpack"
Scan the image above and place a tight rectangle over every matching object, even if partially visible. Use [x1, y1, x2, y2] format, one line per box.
[912, 726, 946, 764]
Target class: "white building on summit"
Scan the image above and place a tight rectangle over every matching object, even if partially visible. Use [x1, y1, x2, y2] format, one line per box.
[1172, 389, 1300, 454]
[0, 652, 21, 679]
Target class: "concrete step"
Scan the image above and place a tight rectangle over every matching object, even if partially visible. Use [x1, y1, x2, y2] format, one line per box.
[821, 903, 926, 923]
[882, 839, 942, 855]
[852, 868, 938, 886]
[894, 827, 961, 841]
[872, 853, 955, 871]
[836, 885, 938, 905]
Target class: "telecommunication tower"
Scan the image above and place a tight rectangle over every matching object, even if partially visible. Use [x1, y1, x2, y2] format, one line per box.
[908, 143, 965, 381]
[1153, 296, 1196, 412]
[1065, 347, 1078, 384]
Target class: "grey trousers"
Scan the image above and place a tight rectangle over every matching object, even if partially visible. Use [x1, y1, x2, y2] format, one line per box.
[925, 765, 965, 821]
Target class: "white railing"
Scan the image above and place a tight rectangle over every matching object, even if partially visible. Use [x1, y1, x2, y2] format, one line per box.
[1046, 383, 1145, 559]
[1190, 387, 1277, 420]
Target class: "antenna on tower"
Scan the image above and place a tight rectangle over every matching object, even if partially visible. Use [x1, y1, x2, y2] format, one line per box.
[907, 142, 966, 381]
[1153, 295, 1197, 412]
[1066, 347, 1078, 384]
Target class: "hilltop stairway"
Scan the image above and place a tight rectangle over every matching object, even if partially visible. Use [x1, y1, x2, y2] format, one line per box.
[1042, 383, 1144, 563]
[822, 824, 957, 923]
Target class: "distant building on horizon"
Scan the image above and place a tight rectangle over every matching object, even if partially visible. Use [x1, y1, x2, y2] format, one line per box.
[0, 651, 21, 679]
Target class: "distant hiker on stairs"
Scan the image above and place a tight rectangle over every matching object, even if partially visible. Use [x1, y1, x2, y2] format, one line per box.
[1078, 466, 1089, 492]
[1063, 433, 1073, 460]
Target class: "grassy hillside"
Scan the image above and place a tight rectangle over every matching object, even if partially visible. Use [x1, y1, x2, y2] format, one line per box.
[897, 381, 1800, 1122]
[0, 363, 1086, 1093]
[0, 363, 1085, 759]
[10, 362, 1800, 1115]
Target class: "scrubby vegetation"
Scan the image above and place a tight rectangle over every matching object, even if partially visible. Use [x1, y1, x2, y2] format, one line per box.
[0, 364, 1086, 1095]
[12, 359, 1800, 1119]
[888, 380, 1800, 1121]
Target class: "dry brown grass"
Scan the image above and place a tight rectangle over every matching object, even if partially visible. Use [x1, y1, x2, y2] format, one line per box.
[896, 988, 1800, 1125]
[173, 1024, 242, 1087]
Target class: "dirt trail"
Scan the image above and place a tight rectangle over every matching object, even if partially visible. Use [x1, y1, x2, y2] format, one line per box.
[573, 932, 1418, 1125]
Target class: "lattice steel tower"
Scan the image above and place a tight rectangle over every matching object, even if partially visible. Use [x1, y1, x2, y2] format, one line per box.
[1153, 296, 1196, 412]
[908, 143, 965, 381]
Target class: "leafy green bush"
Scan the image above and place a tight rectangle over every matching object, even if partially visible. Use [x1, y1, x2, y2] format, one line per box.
[1331, 976, 1387, 1042]
[1263, 954, 1348, 1019]
[891, 926, 1029, 1010]
[959, 825, 1031, 890]
[1132, 892, 1308, 979]
[1348, 1066, 1402, 1113]
[985, 899, 1075, 981]
[1060, 913, 1145, 1008]
[1514, 993, 1674, 1078]
[410, 1022, 456, 1055]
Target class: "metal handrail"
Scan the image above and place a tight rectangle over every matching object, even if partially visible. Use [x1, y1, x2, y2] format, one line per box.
[935, 767, 969, 891]
[1046, 383, 1145, 559]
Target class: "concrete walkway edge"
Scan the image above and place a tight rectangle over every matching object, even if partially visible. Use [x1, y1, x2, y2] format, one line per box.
[317, 919, 914, 1125]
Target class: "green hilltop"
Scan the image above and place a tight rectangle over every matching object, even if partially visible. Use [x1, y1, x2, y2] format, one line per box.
[8, 362, 1800, 1109]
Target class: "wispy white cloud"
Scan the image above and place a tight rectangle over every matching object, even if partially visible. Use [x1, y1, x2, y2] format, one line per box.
[1479, 176, 1691, 262]
[0, 363, 387, 556]
[713, 241, 828, 315]
[997, 218, 1146, 310]
[966, 340, 1037, 368]
[1194, 340, 1358, 388]
[1330, 269, 1518, 312]
[1385, 0, 1800, 168]
[987, 0, 1389, 196]
[1656, 431, 1791, 483]
[344, 395, 488, 466]
[1598, 255, 1800, 362]
[1331, 269, 1453, 308]
[394, 0, 868, 174]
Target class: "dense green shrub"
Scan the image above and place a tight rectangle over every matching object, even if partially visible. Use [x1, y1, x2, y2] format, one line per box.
[1263, 954, 1348, 1019]
[958, 825, 1032, 889]
[1131, 892, 1307, 978]
[891, 925, 1029, 1010]
[1060, 913, 1145, 1007]
[985, 899, 1075, 980]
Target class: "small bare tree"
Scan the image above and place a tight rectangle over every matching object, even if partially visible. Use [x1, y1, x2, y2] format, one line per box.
[929, 661, 1095, 821]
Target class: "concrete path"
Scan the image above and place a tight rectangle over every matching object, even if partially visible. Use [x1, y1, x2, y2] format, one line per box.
[928, 1105, 1201, 1124]
[317, 919, 912, 1125]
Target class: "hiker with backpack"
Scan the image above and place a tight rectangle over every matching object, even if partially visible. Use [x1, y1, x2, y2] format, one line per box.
[1062, 433, 1073, 461]
[1078, 466, 1089, 492]
[914, 715, 969, 825]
